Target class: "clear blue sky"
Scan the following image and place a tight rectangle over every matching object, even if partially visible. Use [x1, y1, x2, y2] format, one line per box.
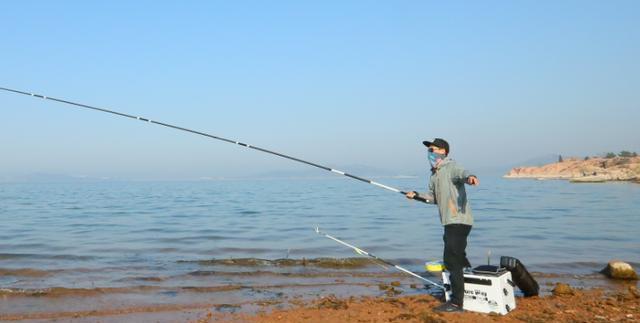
[1, 1, 639, 179]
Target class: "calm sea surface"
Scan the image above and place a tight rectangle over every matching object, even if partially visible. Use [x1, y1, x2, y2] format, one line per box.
[1, 176, 639, 291]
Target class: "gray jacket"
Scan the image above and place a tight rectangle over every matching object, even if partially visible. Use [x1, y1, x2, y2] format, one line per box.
[416, 157, 474, 226]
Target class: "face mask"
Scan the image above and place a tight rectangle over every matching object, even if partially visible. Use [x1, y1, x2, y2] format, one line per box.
[428, 151, 446, 168]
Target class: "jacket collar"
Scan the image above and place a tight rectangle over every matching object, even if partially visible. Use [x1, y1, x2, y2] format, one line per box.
[433, 156, 453, 172]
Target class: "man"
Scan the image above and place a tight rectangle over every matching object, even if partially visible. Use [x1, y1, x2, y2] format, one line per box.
[405, 138, 478, 313]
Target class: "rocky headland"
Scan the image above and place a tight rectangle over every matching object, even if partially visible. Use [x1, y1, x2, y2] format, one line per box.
[505, 156, 640, 183]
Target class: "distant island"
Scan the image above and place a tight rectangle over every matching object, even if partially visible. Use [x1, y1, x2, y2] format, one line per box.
[505, 152, 640, 183]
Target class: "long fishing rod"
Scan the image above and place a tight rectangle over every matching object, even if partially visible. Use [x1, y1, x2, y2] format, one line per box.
[0, 86, 426, 202]
[315, 227, 444, 289]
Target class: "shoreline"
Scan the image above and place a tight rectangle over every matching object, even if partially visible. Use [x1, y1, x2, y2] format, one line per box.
[1, 269, 637, 322]
[503, 174, 640, 184]
[1, 284, 637, 322]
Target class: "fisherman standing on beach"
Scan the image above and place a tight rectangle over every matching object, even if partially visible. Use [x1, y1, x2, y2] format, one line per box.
[405, 138, 479, 313]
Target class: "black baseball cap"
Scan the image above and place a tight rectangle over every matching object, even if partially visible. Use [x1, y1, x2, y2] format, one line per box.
[422, 138, 449, 155]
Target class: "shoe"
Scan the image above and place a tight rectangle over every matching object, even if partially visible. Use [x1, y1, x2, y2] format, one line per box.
[433, 301, 463, 313]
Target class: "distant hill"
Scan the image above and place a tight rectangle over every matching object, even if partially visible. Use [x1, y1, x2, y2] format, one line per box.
[505, 156, 640, 183]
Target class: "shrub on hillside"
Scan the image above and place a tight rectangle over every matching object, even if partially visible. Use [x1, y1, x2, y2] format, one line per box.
[619, 151, 634, 158]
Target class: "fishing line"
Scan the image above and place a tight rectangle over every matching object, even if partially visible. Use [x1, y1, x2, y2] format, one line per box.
[0, 86, 427, 202]
[315, 227, 444, 289]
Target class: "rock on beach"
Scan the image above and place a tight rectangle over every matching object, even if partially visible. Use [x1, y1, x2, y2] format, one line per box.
[600, 260, 638, 280]
[552, 283, 575, 296]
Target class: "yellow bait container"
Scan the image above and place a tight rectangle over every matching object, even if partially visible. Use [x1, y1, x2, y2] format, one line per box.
[425, 261, 445, 272]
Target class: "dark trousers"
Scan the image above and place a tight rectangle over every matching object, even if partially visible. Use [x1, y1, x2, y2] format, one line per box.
[443, 224, 472, 306]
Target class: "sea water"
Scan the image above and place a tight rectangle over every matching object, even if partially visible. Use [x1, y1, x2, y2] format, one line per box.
[0, 176, 638, 291]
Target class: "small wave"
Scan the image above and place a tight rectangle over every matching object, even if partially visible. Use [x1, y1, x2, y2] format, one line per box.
[114, 276, 167, 283]
[185, 270, 408, 279]
[517, 234, 545, 240]
[507, 215, 553, 220]
[181, 257, 376, 269]
[0, 285, 244, 298]
[535, 261, 640, 269]
[215, 247, 274, 255]
[0, 252, 27, 259]
[236, 210, 261, 215]
[0, 268, 53, 277]
[154, 235, 236, 244]
[0, 253, 95, 261]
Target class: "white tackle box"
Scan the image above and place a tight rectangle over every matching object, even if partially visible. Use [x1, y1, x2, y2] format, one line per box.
[442, 268, 516, 315]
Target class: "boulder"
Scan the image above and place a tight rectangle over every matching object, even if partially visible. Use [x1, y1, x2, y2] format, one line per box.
[600, 260, 638, 280]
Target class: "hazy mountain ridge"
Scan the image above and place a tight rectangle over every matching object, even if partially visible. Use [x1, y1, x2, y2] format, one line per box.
[505, 156, 640, 183]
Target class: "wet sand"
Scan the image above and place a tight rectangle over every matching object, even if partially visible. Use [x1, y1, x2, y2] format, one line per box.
[222, 284, 640, 323]
[1, 269, 638, 322]
[2, 284, 637, 322]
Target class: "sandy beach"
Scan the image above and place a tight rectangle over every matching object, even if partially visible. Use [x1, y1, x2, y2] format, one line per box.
[1, 269, 638, 322]
[224, 285, 640, 323]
